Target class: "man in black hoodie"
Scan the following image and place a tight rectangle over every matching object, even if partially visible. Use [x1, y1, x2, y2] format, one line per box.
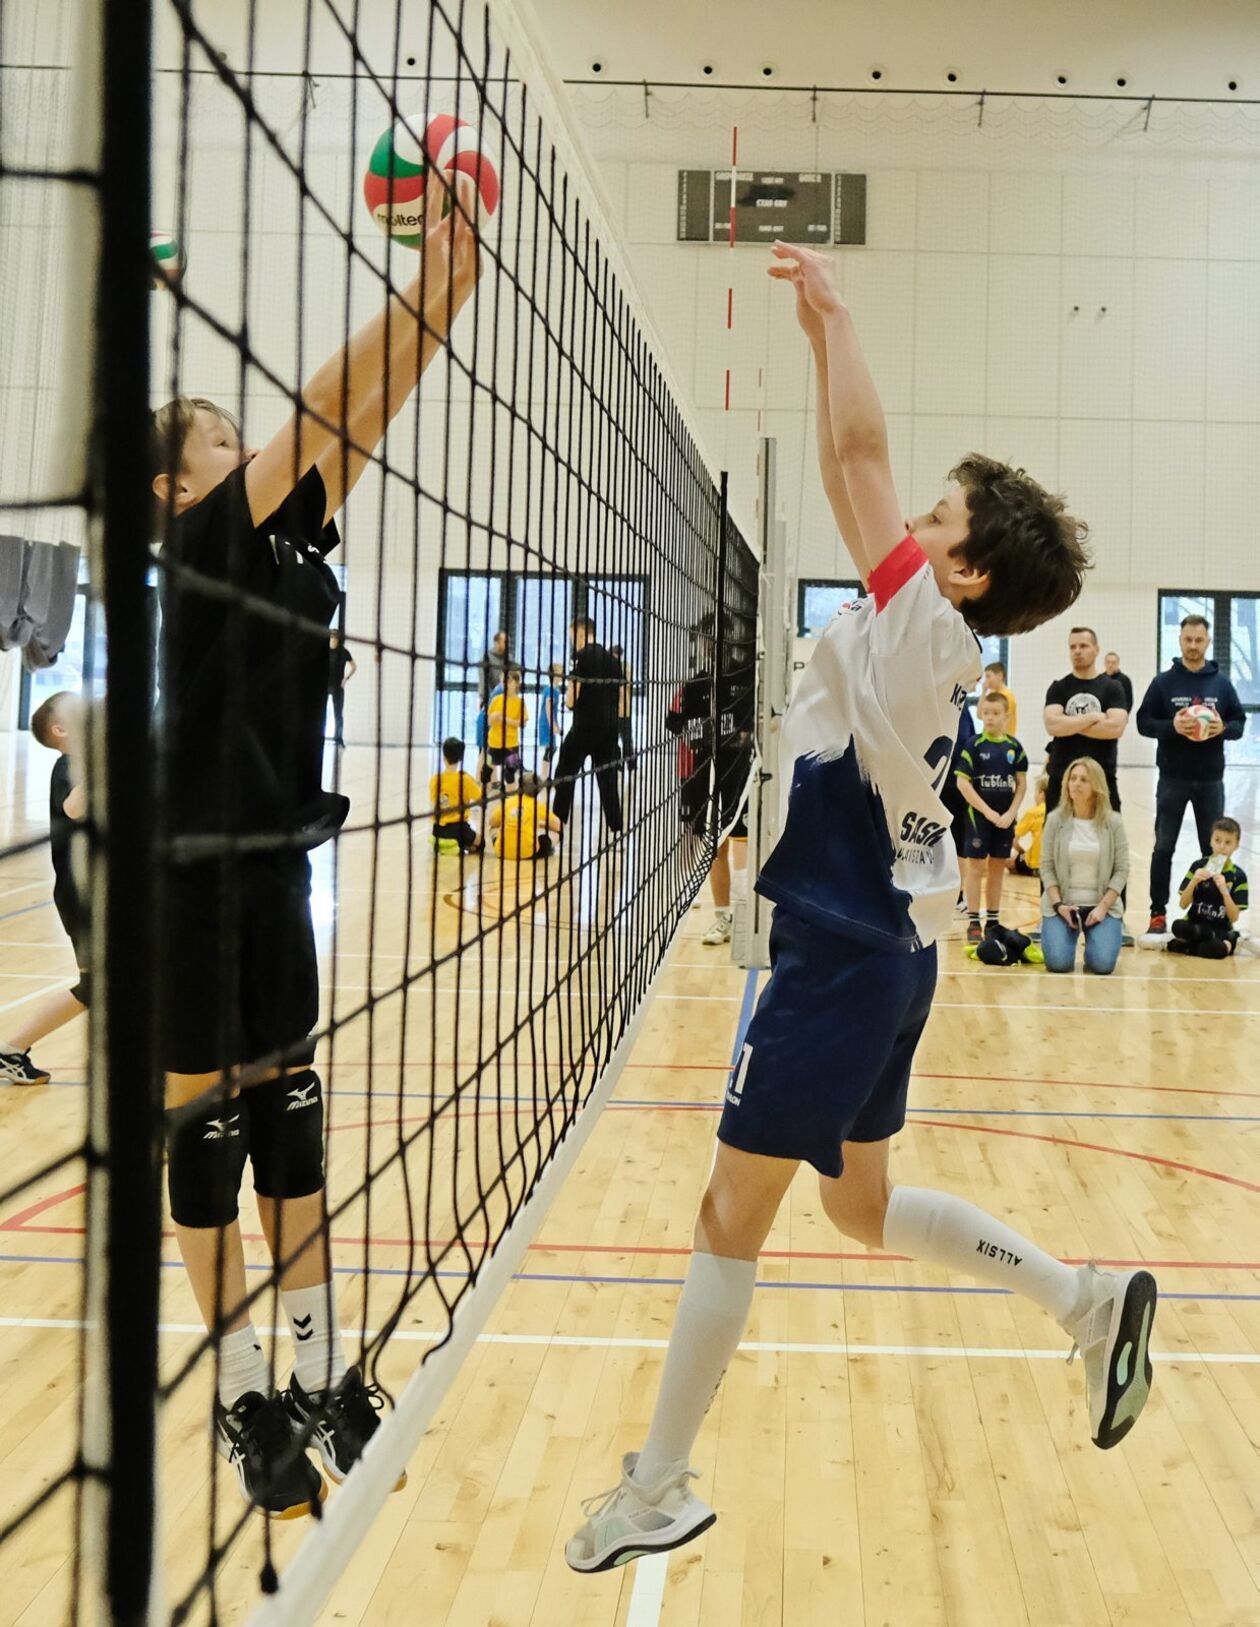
[1136, 613, 1245, 942]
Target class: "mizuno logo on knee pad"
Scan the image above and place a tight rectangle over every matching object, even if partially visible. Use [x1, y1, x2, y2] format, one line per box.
[976, 1240, 1022, 1265]
[286, 1081, 319, 1111]
[203, 1115, 241, 1140]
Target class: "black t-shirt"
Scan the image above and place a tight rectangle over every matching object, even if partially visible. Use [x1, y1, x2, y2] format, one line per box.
[49, 753, 84, 938]
[569, 641, 621, 735]
[161, 465, 341, 838]
[329, 641, 352, 690]
[1181, 856, 1248, 927]
[1108, 669, 1134, 712]
[1045, 673, 1127, 781]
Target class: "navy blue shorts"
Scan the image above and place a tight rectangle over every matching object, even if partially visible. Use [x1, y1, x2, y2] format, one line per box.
[718, 908, 937, 1179]
[962, 811, 1014, 861]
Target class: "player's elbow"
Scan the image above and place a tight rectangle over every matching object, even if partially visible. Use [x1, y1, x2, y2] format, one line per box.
[835, 431, 886, 465]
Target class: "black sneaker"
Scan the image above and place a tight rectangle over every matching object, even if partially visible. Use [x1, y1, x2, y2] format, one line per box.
[283, 1367, 406, 1489]
[0, 1048, 51, 1086]
[214, 1391, 326, 1519]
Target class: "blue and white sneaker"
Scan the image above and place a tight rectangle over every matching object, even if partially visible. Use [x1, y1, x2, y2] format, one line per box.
[565, 1452, 715, 1573]
[1063, 1263, 1157, 1449]
[0, 1048, 50, 1086]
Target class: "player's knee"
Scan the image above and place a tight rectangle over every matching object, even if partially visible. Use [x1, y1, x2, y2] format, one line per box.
[820, 1175, 889, 1248]
[166, 1092, 249, 1228]
[246, 1068, 326, 1199]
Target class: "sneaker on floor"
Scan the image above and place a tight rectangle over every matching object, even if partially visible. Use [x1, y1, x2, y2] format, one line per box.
[1138, 914, 1170, 948]
[1061, 1264, 1157, 1450]
[283, 1366, 405, 1488]
[965, 920, 983, 946]
[701, 914, 732, 946]
[955, 895, 969, 916]
[214, 1391, 326, 1518]
[0, 1049, 51, 1086]
[565, 1452, 716, 1573]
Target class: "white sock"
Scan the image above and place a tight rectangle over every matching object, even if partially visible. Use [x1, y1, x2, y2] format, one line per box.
[283, 1283, 348, 1393]
[883, 1186, 1082, 1324]
[218, 1323, 271, 1408]
[635, 1252, 757, 1483]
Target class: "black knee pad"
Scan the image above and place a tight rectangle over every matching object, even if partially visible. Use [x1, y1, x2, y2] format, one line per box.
[245, 1068, 326, 1199]
[166, 1092, 250, 1228]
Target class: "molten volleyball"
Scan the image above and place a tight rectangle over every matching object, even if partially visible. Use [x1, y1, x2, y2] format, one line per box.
[363, 112, 500, 248]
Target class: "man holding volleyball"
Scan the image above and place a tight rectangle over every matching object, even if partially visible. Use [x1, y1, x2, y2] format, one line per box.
[152, 179, 479, 1519]
[1137, 613, 1246, 944]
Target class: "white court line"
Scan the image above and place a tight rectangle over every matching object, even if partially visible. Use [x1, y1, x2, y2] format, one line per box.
[0, 1317, 1254, 1364]
[0, 881, 46, 900]
[0, 979, 71, 1015]
[627, 1556, 669, 1625]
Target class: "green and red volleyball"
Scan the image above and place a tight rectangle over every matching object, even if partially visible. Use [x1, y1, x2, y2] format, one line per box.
[363, 112, 500, 248]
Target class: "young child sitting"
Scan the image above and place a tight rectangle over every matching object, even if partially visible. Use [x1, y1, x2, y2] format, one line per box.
[1166, 816, 1248, 958]
[485, 666, 527, 786]
[954, 690, 1028, 942]
[431, 736, 483, 853]
[0, 692, 89, 1085]
[1009, 773, 1048, 878]
[489, 771, 562, 860]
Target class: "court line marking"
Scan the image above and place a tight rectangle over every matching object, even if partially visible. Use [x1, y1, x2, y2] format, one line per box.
[0, 978, 71, 1014]
[0, 901, 52, 926]
[0, 1316, 1254, 1364]
[627, 1554, 668, 1626]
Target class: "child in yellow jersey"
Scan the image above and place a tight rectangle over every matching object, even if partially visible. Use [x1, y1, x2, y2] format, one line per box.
[490, 772, 563, 860]
[430, 736, 482, 853]
[1009, 774, 1048, 877]
[485, 667, 527, 785]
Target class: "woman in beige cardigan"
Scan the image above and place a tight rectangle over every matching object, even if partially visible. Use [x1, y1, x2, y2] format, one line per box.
[1040, 757, 1129, 974]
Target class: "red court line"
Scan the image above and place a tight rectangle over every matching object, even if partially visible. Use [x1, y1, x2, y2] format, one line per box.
[907, 1117, 1260, 1196]
[0, 1182, 88, 1231]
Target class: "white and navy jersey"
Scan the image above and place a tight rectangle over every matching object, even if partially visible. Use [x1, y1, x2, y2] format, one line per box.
[757, 536, 980, 952]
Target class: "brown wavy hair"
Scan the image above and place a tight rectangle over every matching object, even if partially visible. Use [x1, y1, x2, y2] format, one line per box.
[949, 454, 1090, 637]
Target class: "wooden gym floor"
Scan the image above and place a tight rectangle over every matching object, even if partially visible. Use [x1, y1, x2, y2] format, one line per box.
[0, 731, 1257, 1626]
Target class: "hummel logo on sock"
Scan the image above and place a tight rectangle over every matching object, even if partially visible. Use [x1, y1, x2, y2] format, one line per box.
[976, 1240, 1022, 1266]
[293, 1314, 314, 1342]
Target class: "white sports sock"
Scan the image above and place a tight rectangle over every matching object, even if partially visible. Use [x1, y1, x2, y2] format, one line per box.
[283, 1283, 348, 1393]
[218, 1323, 271, 1409]
[883, 1186, 1081, 1324]
[635, 1252, 757, 1483]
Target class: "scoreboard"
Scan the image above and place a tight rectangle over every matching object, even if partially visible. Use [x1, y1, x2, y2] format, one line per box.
[677, 170, 867, 246]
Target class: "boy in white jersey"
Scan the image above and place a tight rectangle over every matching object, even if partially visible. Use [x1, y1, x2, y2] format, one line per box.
[567, 244, 1156, 1573]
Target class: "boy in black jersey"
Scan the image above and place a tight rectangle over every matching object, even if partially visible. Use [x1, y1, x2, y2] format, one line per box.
[152, 190, 479, 1518]
[0, 693, 88, 1087]
[954, 691, 1027, 942]
[1166, 817, 1248, 959]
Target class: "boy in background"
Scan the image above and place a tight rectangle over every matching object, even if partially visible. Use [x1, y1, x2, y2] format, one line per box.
[1010, 774, 1048, 878]
[955, 690, 1027, 942]
[980, 659, 1018, 734]
[489, 771, 563, 860]
[1166, 816, 1247, 959]
[431, 736, 483, 854]
[0, 692, 89, 1086]
[538, 662, 564, 778]
[485, 666, 526, 786]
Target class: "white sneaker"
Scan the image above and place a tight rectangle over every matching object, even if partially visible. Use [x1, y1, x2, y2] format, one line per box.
[1137, 931, 1172, 950]
[1061, 1263, 1157, 1449]
[1235, 931, 1260, 959]
[565, 1452, 715, 1573]
[701, 913, 732, 946]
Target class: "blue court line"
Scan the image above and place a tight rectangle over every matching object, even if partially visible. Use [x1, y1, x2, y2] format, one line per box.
[0, 1251, 1252, 1301]
[731, 965, 760, 1068]
[0, 900, 52, 924]
[13, 1079, 1260, 1124]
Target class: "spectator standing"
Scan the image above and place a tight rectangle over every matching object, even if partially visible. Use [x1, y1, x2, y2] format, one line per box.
[1043, 626, 1128, 812]
[610, 643, 637, 769]
[551, 617, 623, 835]
[1039, 757, 1129, 975]
[954, 691, 1027, 943]
[479, 628, 509, 705]
[327, 631, 357, 748]
[980, 660, 1018, 735]
[1135, 614, 1245, 943]
[1103, 651, 1134, 714]
[537, 661, 564, 779]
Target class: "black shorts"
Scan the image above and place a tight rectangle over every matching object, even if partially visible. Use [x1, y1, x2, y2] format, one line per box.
[962, 810, 1015, 860]
[718, 908, 937, 1179]
[540, 741, 556, 764]
[54, 892, 91, 1007]
[160, 850, 319, 1076]
[434, 820, 479, 851]
[485, 745, 521, 785]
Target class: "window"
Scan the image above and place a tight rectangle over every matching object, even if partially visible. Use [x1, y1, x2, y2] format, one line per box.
[1158, 589, 1260, 767]
[796, 579, 863, 637]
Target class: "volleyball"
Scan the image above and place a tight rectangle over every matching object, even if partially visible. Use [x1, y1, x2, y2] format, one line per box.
[363, 112, 500, 247]
[149, 230, 185, 287]
[1178, 702, 1219, 740]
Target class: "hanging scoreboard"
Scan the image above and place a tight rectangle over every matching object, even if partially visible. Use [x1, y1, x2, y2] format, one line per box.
[677, 169, 867, 245]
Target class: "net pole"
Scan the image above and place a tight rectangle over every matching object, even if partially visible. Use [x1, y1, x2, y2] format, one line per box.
[92, 0, 161, 1621]
[745, 437, 787, 970]
[712, 470, 730, 857]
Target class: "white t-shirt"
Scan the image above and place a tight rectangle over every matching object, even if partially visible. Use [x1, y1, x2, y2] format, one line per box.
[1064, 818, 1102, 906]
[757, 537, 980, 951]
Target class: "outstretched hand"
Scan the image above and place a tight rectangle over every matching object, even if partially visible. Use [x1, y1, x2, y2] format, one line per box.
[421, 175, 482, 318]
[768, 242, 845, 328]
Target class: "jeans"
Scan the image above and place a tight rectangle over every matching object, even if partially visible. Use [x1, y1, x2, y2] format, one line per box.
[1041, 911, 1122, 975]
[1149, 777, 1224, 914]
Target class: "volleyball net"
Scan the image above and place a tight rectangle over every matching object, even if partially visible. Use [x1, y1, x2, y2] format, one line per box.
[1, 0, 756, 1618]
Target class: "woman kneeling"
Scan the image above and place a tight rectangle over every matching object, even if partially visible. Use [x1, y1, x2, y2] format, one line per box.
[1039, 757, 1129, 975]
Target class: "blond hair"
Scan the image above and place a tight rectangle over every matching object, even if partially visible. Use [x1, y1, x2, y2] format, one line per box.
[1057, 757, 1111, 825]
